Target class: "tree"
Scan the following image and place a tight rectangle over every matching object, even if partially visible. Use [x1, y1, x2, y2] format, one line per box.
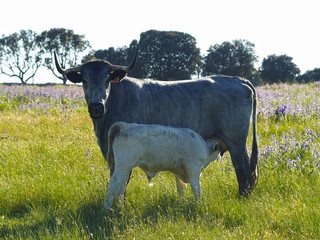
[202, 39, 258, 80]
[297, 68, 320, 83]
[260, 54, 300, 83]
[83, 44, 136, 73]
[131, 30, 202, 80]
[0, 30, 44, 84]
[93, 47, 127, 65]
[37, 28, 91, 84]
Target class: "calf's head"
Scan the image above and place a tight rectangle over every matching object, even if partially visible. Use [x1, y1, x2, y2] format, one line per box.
[54, 48, 138, 119]
[206, 139, 221, 160]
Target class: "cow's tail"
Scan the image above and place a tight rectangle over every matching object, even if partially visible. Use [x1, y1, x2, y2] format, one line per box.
[246, 81, 259, 193]
[106, 122, 123, 175]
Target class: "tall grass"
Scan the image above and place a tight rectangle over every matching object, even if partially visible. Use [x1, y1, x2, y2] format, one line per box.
[0, 82, 319, 239]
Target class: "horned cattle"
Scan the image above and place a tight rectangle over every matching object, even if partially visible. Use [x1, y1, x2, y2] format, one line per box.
[54, 47, 258, 200]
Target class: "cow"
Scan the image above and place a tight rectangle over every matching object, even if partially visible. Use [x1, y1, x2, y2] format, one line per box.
[104, 122, 221, 210]
[54, 47, 258, 198]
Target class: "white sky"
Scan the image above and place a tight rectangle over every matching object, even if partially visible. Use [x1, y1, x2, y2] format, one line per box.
[1, 0, 319, 83]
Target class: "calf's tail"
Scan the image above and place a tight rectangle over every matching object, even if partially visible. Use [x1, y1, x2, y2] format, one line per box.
[106, 122, 123, 174]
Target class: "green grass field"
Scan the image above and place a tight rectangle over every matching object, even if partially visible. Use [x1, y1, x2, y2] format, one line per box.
[0, 82, 319, 239]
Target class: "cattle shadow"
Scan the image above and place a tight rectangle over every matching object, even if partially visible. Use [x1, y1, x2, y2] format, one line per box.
[0, 214, 58, 239]
[1, 195, 215, 239]
[74, 195, 203, 238]
[140, 194, 201, 222]
[1, 200, 108, 239]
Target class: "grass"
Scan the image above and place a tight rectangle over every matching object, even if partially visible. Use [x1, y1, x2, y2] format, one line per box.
[0, 82, 319, 239]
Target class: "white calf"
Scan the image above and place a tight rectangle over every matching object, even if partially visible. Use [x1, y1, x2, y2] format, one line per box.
[104, 122, 221, 210]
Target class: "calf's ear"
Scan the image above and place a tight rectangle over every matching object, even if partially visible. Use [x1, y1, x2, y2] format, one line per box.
[109, 70, 127, 83]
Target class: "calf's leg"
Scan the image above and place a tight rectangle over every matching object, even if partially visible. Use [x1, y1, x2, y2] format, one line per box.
[123, 170, 133, 200]
[175, 176, 187, 197]
[189, 173, 201, 199]
[104, 168, 132, 210]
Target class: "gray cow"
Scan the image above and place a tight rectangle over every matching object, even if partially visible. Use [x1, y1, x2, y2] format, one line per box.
[54, 47, 258, 197]
[104, 122, 221, 210]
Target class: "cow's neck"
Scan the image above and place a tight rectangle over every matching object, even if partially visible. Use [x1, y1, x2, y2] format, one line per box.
[91, 83, 119, 160]
[91, 118, 106, 158]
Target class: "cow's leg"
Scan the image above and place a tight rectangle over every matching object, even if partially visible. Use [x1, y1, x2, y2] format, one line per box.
[229, 144, 250, 196]
[104, 168, 132, 210]
[175, 176, 187, 197]
[189, 173, 201, 199]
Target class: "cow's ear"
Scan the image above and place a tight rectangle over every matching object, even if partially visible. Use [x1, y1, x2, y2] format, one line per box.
[66, 72, 83, 83]
[212, 144, 220, 152]
[109, 70, 127, 83]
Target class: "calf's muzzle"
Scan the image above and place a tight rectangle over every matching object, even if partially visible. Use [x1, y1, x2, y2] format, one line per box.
[89, 103, 104, 119]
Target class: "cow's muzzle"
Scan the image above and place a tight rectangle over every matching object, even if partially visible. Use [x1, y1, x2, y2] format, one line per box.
[89, 103, 104, 119]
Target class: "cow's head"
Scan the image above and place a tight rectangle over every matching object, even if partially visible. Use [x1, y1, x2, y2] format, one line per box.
[54, 48, 138, 119]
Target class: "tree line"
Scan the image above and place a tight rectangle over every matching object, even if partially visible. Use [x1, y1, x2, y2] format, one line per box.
[0, 28, 319, 85]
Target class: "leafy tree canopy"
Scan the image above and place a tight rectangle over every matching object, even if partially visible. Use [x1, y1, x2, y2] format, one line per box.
[202, 39, 258, 80]
[131, 30, 202, 80]
[37, 28, 91, 84]
[260, 54, 300, 83]
[0, 30, 44, 84]
[297, 68, 320, 83]
[93, 47, 127, 65]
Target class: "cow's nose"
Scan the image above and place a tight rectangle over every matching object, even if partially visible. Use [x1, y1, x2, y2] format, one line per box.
[89, 103, 104, 119]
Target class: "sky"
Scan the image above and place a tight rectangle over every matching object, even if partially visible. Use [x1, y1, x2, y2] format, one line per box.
[0, 0, 319, 83]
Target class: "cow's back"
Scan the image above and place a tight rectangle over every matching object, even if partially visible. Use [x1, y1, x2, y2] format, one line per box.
[109, 75, 254, 146]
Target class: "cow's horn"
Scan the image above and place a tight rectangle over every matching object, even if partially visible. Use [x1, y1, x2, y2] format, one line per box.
[110, 45, 139, 73]
[54, 52, 81, 75]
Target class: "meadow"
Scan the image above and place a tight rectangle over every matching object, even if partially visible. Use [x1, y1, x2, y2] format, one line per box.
[0, 82, 319, 239]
